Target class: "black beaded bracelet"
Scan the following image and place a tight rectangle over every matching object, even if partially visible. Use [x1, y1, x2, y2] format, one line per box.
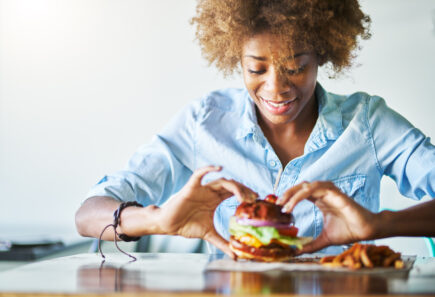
[98, 201, 144, 260]
[114, 201, 143, 242]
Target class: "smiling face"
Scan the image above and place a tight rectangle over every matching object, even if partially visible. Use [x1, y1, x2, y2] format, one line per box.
[241, 33, 319, 128]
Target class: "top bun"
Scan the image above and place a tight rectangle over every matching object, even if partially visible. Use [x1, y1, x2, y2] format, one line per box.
[234, 199, 294, 225]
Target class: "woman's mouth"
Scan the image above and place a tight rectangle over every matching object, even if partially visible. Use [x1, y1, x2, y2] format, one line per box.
[259, 96, 297, 115]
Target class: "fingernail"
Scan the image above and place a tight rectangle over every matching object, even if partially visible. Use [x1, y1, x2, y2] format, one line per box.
[281, 206, 289, 213]
[250, 193, 258, 201]
[276, 198, 283, 205]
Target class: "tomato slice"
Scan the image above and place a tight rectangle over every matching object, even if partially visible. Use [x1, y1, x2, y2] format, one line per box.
[264, 194, 278, 204]
[277, 226, 299, 237]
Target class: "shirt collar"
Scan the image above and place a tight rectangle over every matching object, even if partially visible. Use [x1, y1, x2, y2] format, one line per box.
[315, 82, 343, 141]
[235, 83, 343, 142]
[235, 91, 259, 140]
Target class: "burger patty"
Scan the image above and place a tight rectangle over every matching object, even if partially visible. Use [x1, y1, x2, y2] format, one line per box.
[235, 200, 293, 224]
[230, 236, 296, 258]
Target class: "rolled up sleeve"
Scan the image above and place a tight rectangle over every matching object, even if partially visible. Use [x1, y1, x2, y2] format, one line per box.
[368, 96, 435, 199]
[86, 99, 201, 206]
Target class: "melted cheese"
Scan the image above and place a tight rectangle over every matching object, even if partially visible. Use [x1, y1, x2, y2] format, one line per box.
[235, 234, 263, 248]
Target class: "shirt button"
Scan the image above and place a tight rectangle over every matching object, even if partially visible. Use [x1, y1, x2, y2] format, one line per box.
[269, 160, 277, 167]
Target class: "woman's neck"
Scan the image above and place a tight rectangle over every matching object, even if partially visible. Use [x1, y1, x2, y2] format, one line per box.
[258, 93, 318, 140]
[257, 94, 318, 165]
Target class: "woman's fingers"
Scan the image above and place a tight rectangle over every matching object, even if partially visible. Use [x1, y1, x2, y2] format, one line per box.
[190, 165, 257, 202]
[190, 165, 222, 186]
[204, 230, 237, 260]
[276, 182, 307, 206]
[278, 181, 337, 213]
[296, 233, 329, 255]
[279, 182, 317, 213]
[207, 178, 258, 203]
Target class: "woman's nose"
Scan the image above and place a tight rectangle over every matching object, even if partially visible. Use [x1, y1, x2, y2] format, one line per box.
[263, 67, 291, 96]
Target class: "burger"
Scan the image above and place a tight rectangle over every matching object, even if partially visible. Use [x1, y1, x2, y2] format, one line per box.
[229, 194, 311, 262]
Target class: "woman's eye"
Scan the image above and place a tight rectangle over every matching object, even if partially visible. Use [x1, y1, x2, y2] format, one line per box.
[248, 69, 266, 75]
[287, 65, 306, 75]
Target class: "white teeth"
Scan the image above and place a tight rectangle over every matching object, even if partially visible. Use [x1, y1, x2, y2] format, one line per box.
[268, 101, 288, 107]
[262, 98, 295, 107]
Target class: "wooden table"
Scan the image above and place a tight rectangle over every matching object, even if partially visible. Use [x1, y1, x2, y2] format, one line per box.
[0, 253, 434, 296]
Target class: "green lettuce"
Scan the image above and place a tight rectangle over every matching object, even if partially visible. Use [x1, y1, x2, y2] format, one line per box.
[229, 217, 312, 250]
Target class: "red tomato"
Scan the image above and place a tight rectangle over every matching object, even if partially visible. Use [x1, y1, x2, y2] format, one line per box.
[277, 226, 299, 237]
[265, 194, 278, 204]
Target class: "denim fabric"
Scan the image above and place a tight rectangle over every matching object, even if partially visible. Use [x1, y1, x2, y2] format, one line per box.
[88, 83, 435, 255]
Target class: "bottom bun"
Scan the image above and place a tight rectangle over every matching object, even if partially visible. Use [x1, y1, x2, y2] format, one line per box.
[229, 236, 296, 262]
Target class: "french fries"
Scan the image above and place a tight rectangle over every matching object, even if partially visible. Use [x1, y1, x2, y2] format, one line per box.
[320, 243, 404, 270]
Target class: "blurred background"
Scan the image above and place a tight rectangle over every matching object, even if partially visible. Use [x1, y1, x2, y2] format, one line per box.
[0, 0, 434, 256]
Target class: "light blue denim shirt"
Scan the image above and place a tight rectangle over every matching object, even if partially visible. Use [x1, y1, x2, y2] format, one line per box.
[88, 83, 435, 254]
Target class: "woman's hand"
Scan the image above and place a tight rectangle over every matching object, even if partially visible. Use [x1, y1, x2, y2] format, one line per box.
[158, 166, 258, 258]
[277, 181, 377, 254]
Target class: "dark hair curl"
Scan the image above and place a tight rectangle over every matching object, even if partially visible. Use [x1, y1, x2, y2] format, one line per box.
[191, 0, 371, 77]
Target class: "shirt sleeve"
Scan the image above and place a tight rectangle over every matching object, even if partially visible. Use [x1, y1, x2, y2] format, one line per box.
[368, 96, 435, 199]
[86, 99, 201, 206]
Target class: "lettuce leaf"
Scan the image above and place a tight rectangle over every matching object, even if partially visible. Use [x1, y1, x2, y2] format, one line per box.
[229, 217, 312, 249]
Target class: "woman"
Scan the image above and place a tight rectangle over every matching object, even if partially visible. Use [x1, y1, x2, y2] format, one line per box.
[75, 0, 435, 257]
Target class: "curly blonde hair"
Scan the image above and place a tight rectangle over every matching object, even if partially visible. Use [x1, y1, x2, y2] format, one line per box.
[191, 0, 371, 77]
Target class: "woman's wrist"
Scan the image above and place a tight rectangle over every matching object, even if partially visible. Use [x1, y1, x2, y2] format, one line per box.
[371, 210, 395, 240]
[118, 204, 163, 236]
